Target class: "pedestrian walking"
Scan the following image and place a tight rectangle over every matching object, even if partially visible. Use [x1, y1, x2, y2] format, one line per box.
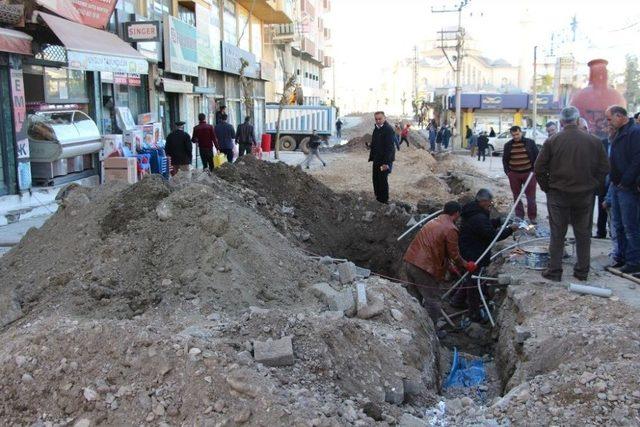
[606, 105, 640, 274]
[489, 127, 496, 137]
[300, 130, 326, 169]
[165, 121, 192, 173]
[215, 105, 226, 125]
[469, 130, 478, 157]
[369, 111, 396, 204]
[335, 117, 343, 139]
[192, 113, 218, 172]
[502, 125, 539, 223]
[477, 131, 489, 161]
[403, 201, 476, 322]
[214, 113, 236, 164]
[236, 116, 257, 158]
[428, 122, 437, 152]
[534, 106, 609, 281]
[441, 125, 451, 150]
[465, 125, 472, 148]
[400, 123, 410, 148]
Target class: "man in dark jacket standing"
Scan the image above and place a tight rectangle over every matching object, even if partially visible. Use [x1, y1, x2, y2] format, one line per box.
[503, 125, 539, 223]
[165, 121, 192, 172]
[369, 111, 396, 203]
[450, 189, 517, 320]
[236, 116, 257, 158]
[535, 106, 610, 281]
[606, 105, 640, 273]
[215, 105, 226, 125]
[215, 113, 236, 164]
[192, 113, 218, 171]
[477, 132, 489, 161]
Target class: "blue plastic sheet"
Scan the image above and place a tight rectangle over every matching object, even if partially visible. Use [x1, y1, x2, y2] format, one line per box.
[444, 348, 486, 389]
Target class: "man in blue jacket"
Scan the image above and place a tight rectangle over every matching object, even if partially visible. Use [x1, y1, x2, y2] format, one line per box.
[214, 113, 236, 164]
[606, 106, 640, 273]
[368, 111, 396, 203]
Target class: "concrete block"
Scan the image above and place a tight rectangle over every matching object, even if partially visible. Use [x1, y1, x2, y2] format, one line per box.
[356, 282, 368, 311]
[355, 266, 371, 278]
[253, 336, 294, 367]
[515, 325, 531, 344]
[312, 282, 339, 303]
[338, 262, 358, 284]
[330, 288, 356, 316]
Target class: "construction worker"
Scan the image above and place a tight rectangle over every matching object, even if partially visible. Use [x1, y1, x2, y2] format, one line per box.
[403, 201, 476, 322]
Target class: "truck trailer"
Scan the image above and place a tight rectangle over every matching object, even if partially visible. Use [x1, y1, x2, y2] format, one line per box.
[265, 104, 336, 153]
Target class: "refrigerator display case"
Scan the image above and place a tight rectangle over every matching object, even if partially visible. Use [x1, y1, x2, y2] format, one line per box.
[27, 110, 103, 185]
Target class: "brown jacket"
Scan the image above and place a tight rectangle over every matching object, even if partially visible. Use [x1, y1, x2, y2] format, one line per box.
[403, 214, 466, 280]
[535, 124, 609, 193]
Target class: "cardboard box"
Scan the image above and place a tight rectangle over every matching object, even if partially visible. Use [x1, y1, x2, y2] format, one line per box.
[104, 157, 137, 184]
[142, 122, 163, 147]
[124, 128, 144, 153]
[101, 134, 124, 160]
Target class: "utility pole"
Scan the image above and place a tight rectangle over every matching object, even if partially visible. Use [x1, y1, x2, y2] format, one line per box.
[413, 46, 419, 107]
[433, 0, 469, 149]
[532, 46, 538, 136]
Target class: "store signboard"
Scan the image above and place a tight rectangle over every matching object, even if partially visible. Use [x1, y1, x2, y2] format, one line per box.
[36, 0, 118, 29]
[124, 21, 161, 43]
[164, 15, 198, 77]
[528, 94, 553, 109]
[221, 41, 259, 78]
[10, 68, 31, 189]
[481, 95, 503, 110]
[67, 50, 148, 74]
[195, 4, 222, 70]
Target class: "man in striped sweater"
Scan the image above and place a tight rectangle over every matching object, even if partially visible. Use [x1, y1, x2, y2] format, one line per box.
[502, 125, 540, 223]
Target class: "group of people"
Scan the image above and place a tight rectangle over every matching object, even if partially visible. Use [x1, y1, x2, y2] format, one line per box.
[401, 104, 640, 324]
[466, 125, 494, 162]
[164, 105, 258, 173]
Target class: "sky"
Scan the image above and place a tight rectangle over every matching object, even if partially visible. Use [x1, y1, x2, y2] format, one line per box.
[330, 0, 640, 93]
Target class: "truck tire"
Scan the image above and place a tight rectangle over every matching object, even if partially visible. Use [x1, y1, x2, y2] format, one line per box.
[279, 135, 296, 151]
[300, 137, 310, 154]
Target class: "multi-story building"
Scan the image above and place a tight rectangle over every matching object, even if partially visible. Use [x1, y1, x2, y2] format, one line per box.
[0, 0, 297, 197]
[263, 0, 333, 106]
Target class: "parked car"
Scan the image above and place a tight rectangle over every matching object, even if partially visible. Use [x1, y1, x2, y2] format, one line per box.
[487, 129, 548, 155]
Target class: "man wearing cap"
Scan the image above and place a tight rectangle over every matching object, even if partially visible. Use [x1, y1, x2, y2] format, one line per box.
[192, 113, 218, 172]
[403, 201, 476, 323]
[215, 113, 236, 164]
[165, 121, 192, 173]
[535, 106, 609, 281]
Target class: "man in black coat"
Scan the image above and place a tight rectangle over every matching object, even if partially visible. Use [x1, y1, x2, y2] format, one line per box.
[368, 111, 396, 203]
[165, 121, 192, 173]
[450, 189, 518, 320]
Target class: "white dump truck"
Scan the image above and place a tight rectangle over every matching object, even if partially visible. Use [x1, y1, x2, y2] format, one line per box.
[265, 104, 337, 152]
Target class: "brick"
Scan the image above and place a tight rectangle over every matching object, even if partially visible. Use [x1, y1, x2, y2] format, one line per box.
[338, 262, 358, 284]
[253, 336, 294, 367]
[355, 282, 368, 311]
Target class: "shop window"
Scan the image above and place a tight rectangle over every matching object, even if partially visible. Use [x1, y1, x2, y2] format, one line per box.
[210, 0, 221, 30]
[44, 68, 89, 104]
[237, 6, 250, 51]
[223, 0, 237, 45]
[146, 0, 170, 20]
[251, 18, 262, 60]
[178, 5, 196, 26]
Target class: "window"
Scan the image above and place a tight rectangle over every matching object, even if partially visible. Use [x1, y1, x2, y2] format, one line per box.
[146, 0, 170, 20]
[251, 18, 262, 60]
[178, 5, 195, 26]
[223, 0, 237, 45]
[44, 68, 89, 103]
[210, 0, 221, 32]
[237, 6, 250, 51]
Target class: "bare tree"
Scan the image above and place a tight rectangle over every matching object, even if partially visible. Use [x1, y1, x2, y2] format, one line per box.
[274, 48, 297, 160]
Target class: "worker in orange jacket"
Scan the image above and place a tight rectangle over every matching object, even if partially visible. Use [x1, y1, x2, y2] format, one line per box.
[403, 201, 476, 322]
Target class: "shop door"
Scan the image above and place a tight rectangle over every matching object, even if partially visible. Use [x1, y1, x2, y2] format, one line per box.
[161, 93, 180, 137]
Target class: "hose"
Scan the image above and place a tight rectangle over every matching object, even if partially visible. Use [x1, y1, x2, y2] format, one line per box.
[477, 267, 495, 327]
[442, 172, 534, 301]
[397, 209, 443, 241]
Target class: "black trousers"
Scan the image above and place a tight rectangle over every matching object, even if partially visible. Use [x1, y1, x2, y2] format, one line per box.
[220, 148, 234, 164]
[199, 147, 214, 171]
[477, 147, 486, 161]
[372, 163, 390, 203]
[596, 193, 608, 238]
[400, 136, 409, 147]
[238, 143, 253, 157]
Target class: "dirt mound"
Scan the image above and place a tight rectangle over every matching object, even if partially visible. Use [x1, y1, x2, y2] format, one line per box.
[0, 173, 444, 425]
[215, 155, 411, 276]
[332, 133, 372, 152]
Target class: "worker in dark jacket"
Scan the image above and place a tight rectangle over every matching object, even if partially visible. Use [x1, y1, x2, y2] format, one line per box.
[165, 121, 192, 172]
[192, 113, 218, 171]
[502, 126, 539, 223]
[368, 111, 396, 203]
[236, 116, 257, 158]
[606, 105, 640, 274]
[450, 189, 517, 321]
[214, 113, 236, 164]
[477, 132, 489, 161]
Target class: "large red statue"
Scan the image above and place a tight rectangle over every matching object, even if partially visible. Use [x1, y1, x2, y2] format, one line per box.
[570, 59, 626, 137]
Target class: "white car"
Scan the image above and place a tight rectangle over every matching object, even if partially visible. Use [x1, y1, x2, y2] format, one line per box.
[487, 129, 548, 155]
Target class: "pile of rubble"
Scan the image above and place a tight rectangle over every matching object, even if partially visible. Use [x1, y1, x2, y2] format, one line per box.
[0, 172, 444, 425]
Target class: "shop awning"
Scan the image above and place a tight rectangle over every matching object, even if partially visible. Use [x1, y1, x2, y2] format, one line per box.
[0, 28, 32, 55]
[37, 12, 148, 74]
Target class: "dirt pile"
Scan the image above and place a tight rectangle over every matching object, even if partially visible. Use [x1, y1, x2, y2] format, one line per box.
[331, 133, 372, 152]
[216, 155, 411, 276]
[0, 173, 444, 425]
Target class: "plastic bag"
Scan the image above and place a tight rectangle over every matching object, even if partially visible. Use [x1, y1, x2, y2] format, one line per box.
[443, 348, 485, 389]
[214, 152, 227, 168]
[232, 143, 239, 162]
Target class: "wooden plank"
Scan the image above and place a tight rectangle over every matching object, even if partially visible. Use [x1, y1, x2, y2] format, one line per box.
[606, 267, 640, 285]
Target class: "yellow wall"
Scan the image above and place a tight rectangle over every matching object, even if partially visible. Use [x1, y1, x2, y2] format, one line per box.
[513, 110, 523, 126]
[462, 109, 475, 132]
